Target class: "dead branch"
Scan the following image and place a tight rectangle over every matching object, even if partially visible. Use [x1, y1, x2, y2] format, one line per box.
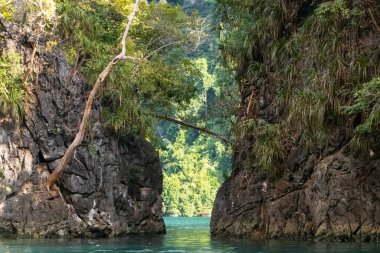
[23, 39, 38, 83]
[47, 0, 141, 190]
[368, 7, 380, 33]
[144, 40, 183, 59]
[154, 114, 230, 145]
[120, 1, 140, 57]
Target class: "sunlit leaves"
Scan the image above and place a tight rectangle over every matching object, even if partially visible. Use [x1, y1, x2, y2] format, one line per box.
[0, 0, 15, 20]
[161, 130, 222, 216]
[57, 0, 204, 136]
[0, 50, 24, 119]
[344, 77, 380, 136]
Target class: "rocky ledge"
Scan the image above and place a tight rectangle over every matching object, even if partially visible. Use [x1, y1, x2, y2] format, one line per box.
[0, 18, 165, 238]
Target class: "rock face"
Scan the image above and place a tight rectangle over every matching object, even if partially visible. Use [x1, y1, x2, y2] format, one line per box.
[211, 1, 380, 242]
[0, 19, 165, 238]
[211, 150, 380, 242]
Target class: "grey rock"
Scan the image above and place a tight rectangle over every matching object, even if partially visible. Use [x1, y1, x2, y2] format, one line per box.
[212, 152, 380, 242]
[0, 21, 165, 238]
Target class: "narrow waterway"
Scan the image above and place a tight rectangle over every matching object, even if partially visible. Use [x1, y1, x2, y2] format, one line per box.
[0, 217, 379, 252]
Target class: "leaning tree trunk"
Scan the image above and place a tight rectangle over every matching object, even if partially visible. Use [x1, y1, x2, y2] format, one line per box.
[47, 0, 141, 190]
[154, 114, 230, 144]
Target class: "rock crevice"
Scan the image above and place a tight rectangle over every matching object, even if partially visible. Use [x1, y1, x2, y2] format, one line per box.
[212, 146, 380, 242]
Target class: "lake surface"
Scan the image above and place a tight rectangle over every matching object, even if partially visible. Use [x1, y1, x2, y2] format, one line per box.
[0, 217, 379, 252]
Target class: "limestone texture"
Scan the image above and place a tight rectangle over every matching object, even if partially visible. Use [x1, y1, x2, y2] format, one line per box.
[211, 150, 380, 242]
[0, 18, 165, 238]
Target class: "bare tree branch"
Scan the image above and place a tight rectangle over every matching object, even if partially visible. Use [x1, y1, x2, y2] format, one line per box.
[154, 114, 231, 145]
[120, 41, 185, 62]
[47, 0, 141, 190]
[120, 1, 140, 57]
[368, 7, 380, 33]
[23, 38, 39, 83]
[120, 55, 143, 61]
[144, 40, 183, 59]
[146, 34, 165, 51]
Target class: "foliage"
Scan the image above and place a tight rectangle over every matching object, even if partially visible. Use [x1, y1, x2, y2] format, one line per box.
[0, 50, 24, 119]
[57, 0, 203, 137]
[55, 0, 233, 215]
[157, 0, 237, 216]
[161, 130, 225, 216]
[344, 77, 380, 151]
[0, 0, 14, 20]
[23, 0, 57, 27]
[158, 54, 235, 216]
[0, 168, 11, 193]
[57, 0, 123, 65]
[0, 0, 57, 119]
[216, 0, 380, 174]
[252, 122, 283, 174]
[0, 0, 57, 32]
[167, 0, 214, 16]
[3, 0, 236, 215]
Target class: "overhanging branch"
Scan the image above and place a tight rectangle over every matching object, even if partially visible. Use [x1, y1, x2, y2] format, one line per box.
[46, 0, 141, 190]
[154, 114, 230, 145]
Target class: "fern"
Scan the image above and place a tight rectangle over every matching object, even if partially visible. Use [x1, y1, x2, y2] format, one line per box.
[344, 77, 380, 140]
[216, 0, 380, 175]
[0, 50, 24, 119]
[252, 122, 284, 175]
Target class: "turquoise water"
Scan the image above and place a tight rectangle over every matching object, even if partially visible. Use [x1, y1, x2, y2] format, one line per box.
[0, 217, 379, 252]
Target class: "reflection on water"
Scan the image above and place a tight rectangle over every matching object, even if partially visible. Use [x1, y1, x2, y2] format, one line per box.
[0, 217, 379, 253]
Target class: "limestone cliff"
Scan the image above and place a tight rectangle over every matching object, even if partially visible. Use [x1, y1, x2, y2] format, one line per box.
[211, 150, 380, 241]
[211, 0, 380, 242]
[0, 18, 165, 238]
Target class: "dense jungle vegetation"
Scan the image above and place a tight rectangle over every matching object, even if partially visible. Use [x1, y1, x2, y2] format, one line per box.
[216, 0, 380, 177]
[0, 0, 236, 216]
[1, 0, 379, 216]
